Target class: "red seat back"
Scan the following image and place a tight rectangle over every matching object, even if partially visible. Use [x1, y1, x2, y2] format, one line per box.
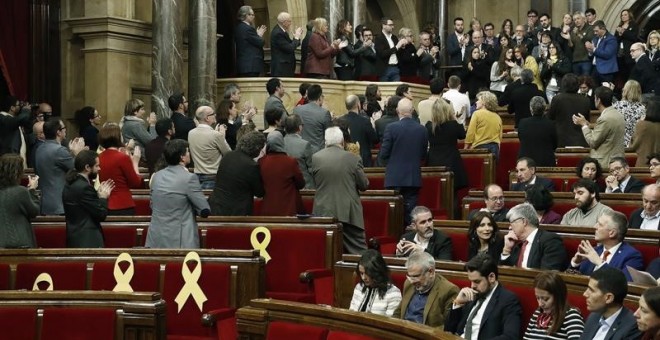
[34, 226, 66, 248]
[0, 264, 9, 290]
[496, 141, 520, 189]
[506, 285, 537, 334]
[266, 321, 328, 340]
[15, 262, 87, 290]
[103, 227, 139, 248]
[41, 307, 115, 340]
[419, 176, 447, 219]
[0, 307, 36, 339]
[637, 244, 658, 267]
[567, 293, 588, 319]
[361, 200, 390, 242]
[444, 230, 469, 262]
[134, 196, 151, 215]
[91, 261, 161, 292]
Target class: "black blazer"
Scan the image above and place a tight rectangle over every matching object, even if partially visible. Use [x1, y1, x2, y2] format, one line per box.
[499, 229, 567, 270]
[0, 110, 31, 156]
[339, 111, 378, 167]
[374, 32, 399, 74]
[397, 44, 419, 77]
[445, 284, 522, 340]
[508, 83, 546, 128]
[270, 24, 300, 77]
[446, 31, 464, 66]
[209, 150, 265, 216]
[548, 92, 591, 147]
[630, 54, 660, 95]
[171, 112, 195, 141]
[418, 49, 439, 80]
[610, 175, 645, 193]
[63, 175, 109, 248]
[400, 229, 452, 260]
[511, 175, 556, 192]
[581, 307, 641, 340]
[517, 116, 558, 167]
[355, 44, 378, 77]
[628, 207, 660, 230]
[234, 21, 264, 75]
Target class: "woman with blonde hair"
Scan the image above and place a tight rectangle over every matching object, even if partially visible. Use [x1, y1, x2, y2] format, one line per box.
[397, 27, 419, 77]
[121, 98, 157, 153]
[646, 30, 660, 61]
[426, 99, 467, 189]
[305, 17, 343, 79]
[465, 91, 503, 160]
[613, 79, 645, 147]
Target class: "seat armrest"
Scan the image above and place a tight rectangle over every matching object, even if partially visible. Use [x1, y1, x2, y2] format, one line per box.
[202, 308, 236, 327]
[369, 236, 397, 251]
[299, 268, 333, 283]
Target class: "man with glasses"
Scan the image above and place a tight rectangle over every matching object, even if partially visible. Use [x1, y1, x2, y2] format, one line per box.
[569, 11, 595, 75]
[355, 28, 377, 79]
[188, 106, 231, 189]
[605, 157, 644, 193]
[35, 118, 87, 215]
[513, 25, 534, 53]
[168, 93, 193, 141]
[375, 17, 407, 81]
[467, 184, 509, 222]
[396, 206, 452, 260]
[0, 95, 31, 163]
[499, 203, 566, 270]
[445, 253, 522, 339]
[629, 42, 660, 97]
[234, 5, 267, 77]
[393, 251, 459, 328]
[524, 9, 542, 41]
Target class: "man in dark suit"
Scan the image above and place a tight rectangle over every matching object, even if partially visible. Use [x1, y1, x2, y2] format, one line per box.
[586, 20, 619, 84]
[508, 69, 546, 128]
[338, 95, 377, 167]
[630, 42, 660, 96]
[417, 31, 440, 81]
[234, 5, 266, 77]
[291, 84, 332, 154]
[264, 78, 289, 129]
[168, 93, 194, 141]
[270, 12, 303, 77]
[380, 98, 428, 227]
[394, 251, 459, 328]
[466, 30, 496, 67]
[500, 203, 567, 270]
[374, 17, 407, 81]
[445, 253, 522, 339]
[605, 157, 645, 193]
[539, 13, 562, 43]
[580, 266, 642, 340]
[547, 73, 591, 147]
[0, 96, 31, 163]
[355, 28, 378, 79]
[569, 210, 644, 281]
[629, 184, 660, 230]
[396, 206, 452, 260]
[466, 184, 509, 222]
[511, 157, 556, 192]
[312, 126, 369, 254]
[446, 17, 468, 73]
[63, 150, 113, 248]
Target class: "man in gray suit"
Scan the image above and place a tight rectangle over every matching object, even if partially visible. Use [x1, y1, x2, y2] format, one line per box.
[264, 78, 289, 129]
[580, 266, 641, 340]
[35, 118, 86, 215]
[312, 127, 369, 254]
[292, 84, 332, 154]
[283, 114, 314, 189]
[146, 139, 210, 248]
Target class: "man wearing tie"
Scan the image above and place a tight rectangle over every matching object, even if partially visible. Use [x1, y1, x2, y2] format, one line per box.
[445, 253, 522, 339]
[499, 203, 567, 270]
[569, 210, 644, 281]
[580, 267, 642, 340]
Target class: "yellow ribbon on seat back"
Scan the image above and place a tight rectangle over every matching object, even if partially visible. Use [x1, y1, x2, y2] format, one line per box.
[174, 251, 208, 313]
[32, 273, 54, 291]
[112, 252, 135, 292]
[250, 226, 272, 263]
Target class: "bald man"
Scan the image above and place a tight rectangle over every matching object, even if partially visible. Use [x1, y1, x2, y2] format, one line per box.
[28, 121, 46, 168]
[629, 184, 660, 230]
[380, 98, 429, 227]
[629, 42, 660, 96]
[187, 105, 231, 189]
[338, 94, 377, 167]
[270, 12, 303, 77]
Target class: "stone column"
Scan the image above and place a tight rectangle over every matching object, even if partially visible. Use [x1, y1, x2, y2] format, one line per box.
[347, 0, 367, 43]
[324, 0, 344, 41]
[152, 0, 183, 118]
[188, 0, 217, 114]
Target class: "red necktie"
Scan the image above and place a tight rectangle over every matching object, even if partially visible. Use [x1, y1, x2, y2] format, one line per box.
[602, 250, 611, 262]
[516, 240, 529, 267]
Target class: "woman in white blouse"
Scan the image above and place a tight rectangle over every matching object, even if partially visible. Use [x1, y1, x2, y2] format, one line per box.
[349, 249, 402, 316]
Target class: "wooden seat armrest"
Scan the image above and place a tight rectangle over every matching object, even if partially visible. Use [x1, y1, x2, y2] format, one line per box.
[369, 236, 397, 251]
[202, 307, 236, 327]
[299, 268, 333, 283]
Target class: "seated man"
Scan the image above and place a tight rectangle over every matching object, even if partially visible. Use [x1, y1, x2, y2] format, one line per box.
[561, 178, 613, 227]
[605, 157, 645, 193]
[445, 253, 522, 339]
[393, 251, 459, 328]
[581, 267, 642, 340]
[569, 210, 644, 281]
[500, 203, 567, 270]
[510, 157, 555, 191]
[396, 206, 452, 260]
[467, 184, 509, 222]
[629, 184, 660, 230]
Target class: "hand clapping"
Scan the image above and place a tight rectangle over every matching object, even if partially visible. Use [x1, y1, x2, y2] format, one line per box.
[97, 179, 115, 199]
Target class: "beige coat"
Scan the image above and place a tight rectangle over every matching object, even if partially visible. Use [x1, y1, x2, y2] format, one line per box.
[631, 120, 660, 167]
[582, 106, 625, 168]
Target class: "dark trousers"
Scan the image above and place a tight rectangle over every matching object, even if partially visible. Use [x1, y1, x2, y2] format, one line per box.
[389, 186, 420, 228]
[380, 65, 400, 81]
[341, 222, 367, 255]
[335, 67, 355, 80]
[108, 207, 136, 216]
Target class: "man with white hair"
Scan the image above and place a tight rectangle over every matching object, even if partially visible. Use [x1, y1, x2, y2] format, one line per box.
[380, 98, 428, 227]
[311, 126, 369, 254]
[270, 12, 303, 77]
[188, 106, 231, 189]
[629, 184, 660, 230]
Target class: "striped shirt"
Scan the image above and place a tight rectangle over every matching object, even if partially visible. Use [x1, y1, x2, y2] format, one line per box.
[523, 307, 585, 340]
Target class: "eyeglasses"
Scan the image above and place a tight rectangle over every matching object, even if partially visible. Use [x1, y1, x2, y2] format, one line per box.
[58, 126, 67, 131]
[509, 217, 525, 224]
[609, 166, 624, 173]
[207, 112, 216, 117]
[93, 114, 101, 118]
[630, 48, 641, 53]
[488, 196, 505, 202]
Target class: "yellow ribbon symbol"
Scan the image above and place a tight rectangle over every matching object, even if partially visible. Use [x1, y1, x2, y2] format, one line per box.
[174, 251, 208, 313]
[113, 252, 134, 292]
[32, 273, 54, 291]
[250, 226, 272, 263]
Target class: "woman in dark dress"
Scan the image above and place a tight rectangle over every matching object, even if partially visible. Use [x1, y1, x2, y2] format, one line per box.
[517, 96, 557, 167]
[463, 46, 491, 102]
[216, 99, 240, 150]
[74, 106, 101, 151]
[425, 98, 467, 190]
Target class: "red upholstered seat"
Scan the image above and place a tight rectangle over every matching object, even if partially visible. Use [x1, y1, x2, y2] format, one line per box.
[360, 201, 390, 243]
[134, 196, 152, 215]
[0, 307, 36, 339]
[567, 293, 588, 318]
[446, 277, 470, 289]
[205, 228, 328, 304]
[556, 155, 584, 167]
[367, 177, 385, 190]
[0, 264, 9, 290]
[91, 261, 161, 292]
[266, 321, 328, 340]
[419, 176, 447, 219]
[103, 227, 140, 248]
[391, 273, 407, 291]
[444, 230, 469, 262]
[561, 238, 581, 260]
[34, 226, 66, 248]
[41, 307, 115, 340]
[15, 262, 87, 290]
[552, 202, 576, 216]
[462, 157, 487, 190]
[327, 331, 379, 340]
[506, 284, 537, 334]
[636, 244, 658, 267]
[496, 141, 520, 189]
[163, 262, 235, 339]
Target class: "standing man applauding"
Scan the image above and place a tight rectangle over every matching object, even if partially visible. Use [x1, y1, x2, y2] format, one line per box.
[234, 5, 266, 77]
[270, 12, 303, 77]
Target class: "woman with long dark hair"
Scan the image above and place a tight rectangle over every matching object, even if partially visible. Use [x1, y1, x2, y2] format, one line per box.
[334, 19, 366, 80]
[0, 154, 39, 248]
[523, 271, 584, 339]
[349, 249, 402, 316]
[74, 106, 101, 150]
[635, 286, 660, 340]
[467, 211, 504, 260]
[575, 157, 605, 192]
[216, 99, 240, 150]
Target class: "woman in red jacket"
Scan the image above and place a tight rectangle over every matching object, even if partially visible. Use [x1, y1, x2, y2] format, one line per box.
[98, 123, 143, 215]
[305, 17, 344, 79]
[258, 131, 305, 216]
